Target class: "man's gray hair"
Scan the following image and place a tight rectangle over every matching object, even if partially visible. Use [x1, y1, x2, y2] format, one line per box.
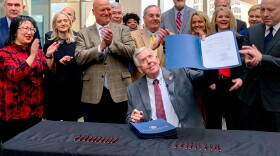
[5, 0, 25, 5]
[214, 0, 231, 6]
[143, 5, 160, 16]
[133, 47, 154, 67]
[111, 2, 123, 9]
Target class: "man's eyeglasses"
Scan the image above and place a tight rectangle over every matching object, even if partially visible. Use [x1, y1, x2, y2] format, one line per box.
[18, 27, 36, 33]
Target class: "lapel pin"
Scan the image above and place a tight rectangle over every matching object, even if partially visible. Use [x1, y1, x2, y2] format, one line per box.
[168, 76, 173, 81]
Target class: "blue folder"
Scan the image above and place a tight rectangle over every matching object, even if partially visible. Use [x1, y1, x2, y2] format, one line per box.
[130, 119, 178, 139]
[165, 30, 241, 70]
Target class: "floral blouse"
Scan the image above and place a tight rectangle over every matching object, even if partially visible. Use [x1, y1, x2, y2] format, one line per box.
[0, 44, 49, 121]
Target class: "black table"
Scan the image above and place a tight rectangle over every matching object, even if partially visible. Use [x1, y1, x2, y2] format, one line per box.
[1, 120, 280, 156]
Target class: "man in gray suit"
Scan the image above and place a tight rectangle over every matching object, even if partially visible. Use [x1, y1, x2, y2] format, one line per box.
[75, 0, 135, 124]
[126, 47, 216, 128]
[239, 0, 280, 132]
[160, 0, 195, 34]
[214, 0, 247, 32]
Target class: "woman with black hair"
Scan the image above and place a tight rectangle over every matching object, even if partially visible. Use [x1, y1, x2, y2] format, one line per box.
[123, 12, 140, 31]
[0, 15, 59, 143]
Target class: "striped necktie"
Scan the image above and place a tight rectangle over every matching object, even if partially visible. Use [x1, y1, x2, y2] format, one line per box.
[176, 12, 182, 33]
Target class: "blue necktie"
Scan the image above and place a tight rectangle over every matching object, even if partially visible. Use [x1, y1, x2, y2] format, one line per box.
[264, 27, 273, 50]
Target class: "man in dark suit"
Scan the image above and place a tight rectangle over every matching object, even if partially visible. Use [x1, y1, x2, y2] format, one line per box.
[214, 0, 247, 32]
[160, 0, 195, 34]
[239, 0, 280, 132]
[75, 0, 135, 124]
[126, 47, 216, 128]
[0, 0, 41, 49]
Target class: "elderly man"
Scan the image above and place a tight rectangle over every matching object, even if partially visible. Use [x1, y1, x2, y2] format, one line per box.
[62, 6, 76, 23]
[160, 0, 195, 34]
[0, 0, 41, 49]
[110, 2, 123, 24]
[239, 0, 280, 132]
[75, 0, 135, 124]
[126, 47, 217, 128]
[214, 0, 247, 32]
[131, 5, 170, 81]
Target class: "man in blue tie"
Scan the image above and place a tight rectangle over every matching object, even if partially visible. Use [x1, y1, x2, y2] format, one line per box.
[240, 0, 280, 132]
[0, 0, 41, 49]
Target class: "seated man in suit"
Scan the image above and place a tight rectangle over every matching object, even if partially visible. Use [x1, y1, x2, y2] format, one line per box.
[131, 5, 170, 81]
[126, 47, 216, 128]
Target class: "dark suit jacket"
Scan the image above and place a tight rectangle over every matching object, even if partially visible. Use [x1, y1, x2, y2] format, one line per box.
[0, 17, 9, 49]
[0, 16, 42, 49]
[236, 19, 247, 32]
[75, 22, 135, 104]
[240, 23, 280, 112]
[126, 68, 217, 128]
[160, 5, 196, 34]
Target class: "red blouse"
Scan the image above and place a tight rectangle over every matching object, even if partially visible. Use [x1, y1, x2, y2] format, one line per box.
[0, 44, 49, 121]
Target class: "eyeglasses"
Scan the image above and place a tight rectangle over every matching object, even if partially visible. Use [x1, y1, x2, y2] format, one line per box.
[18, 27, 36, 33]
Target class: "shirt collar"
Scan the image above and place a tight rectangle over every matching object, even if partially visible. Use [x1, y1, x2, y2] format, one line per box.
[6, 17, 11, 28]
[174, 6, 185, 17]
[146, 68, 163, 85]
[266, 22, 280, 33]
[147, 29, 158, 39]
[96, 23, 109, 31]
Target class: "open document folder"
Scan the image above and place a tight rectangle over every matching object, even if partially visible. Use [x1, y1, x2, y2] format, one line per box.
[165, 30, 241, 69]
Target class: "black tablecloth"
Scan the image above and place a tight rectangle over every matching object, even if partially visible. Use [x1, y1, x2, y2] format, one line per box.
[1, 120, 280, 156]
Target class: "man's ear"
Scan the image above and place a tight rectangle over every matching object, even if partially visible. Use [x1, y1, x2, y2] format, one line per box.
[137, 67, 143, 73]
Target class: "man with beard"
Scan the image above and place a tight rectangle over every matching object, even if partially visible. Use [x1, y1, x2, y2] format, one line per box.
[160, 0, 195, 34]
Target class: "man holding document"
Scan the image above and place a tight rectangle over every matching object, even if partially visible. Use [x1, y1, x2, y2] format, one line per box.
[239, 0, 280, 132]
[126, 47, 217, 128]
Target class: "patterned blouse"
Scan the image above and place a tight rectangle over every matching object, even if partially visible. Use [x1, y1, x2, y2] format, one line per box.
[0, 43, 49, 121]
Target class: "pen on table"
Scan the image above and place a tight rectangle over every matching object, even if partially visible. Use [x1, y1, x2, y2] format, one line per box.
[103, 137, 110, 143]
[110, 137, 118, 144]
[174, 141, 178, 149]
[74, 135, 81, 141]
[78, 135, 86, 142]
[95, 136, 102, 142]
[90, 136, 98, 142]
[87, 136, 93, 142]
[106, 137, 113, 144]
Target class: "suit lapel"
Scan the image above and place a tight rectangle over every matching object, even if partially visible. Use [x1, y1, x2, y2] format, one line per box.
[168, 8, 177, 34]
[89, 23, 101, 45]
[181, 6, 190, 34]
[162, 68, 176, 108]
[266, 27, 280, 54]
[138, 76, 152, 119]
[140, 28, 150, 46]
[0, 17, 9, 41]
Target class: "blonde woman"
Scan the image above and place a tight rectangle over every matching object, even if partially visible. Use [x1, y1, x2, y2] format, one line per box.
[190, 11, 211, 37]
[240, 4, 262, 35]
[43, 11, 82, 121]
[204, 7, 245, 130]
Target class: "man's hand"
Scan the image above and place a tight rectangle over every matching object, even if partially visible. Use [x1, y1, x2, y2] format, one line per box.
[131, 109, 143, 123]
[229, 78, 243, 92]
[240, 45, 262, 68]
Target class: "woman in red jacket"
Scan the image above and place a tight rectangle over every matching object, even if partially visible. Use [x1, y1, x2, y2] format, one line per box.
[0, 15, 59, 143]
